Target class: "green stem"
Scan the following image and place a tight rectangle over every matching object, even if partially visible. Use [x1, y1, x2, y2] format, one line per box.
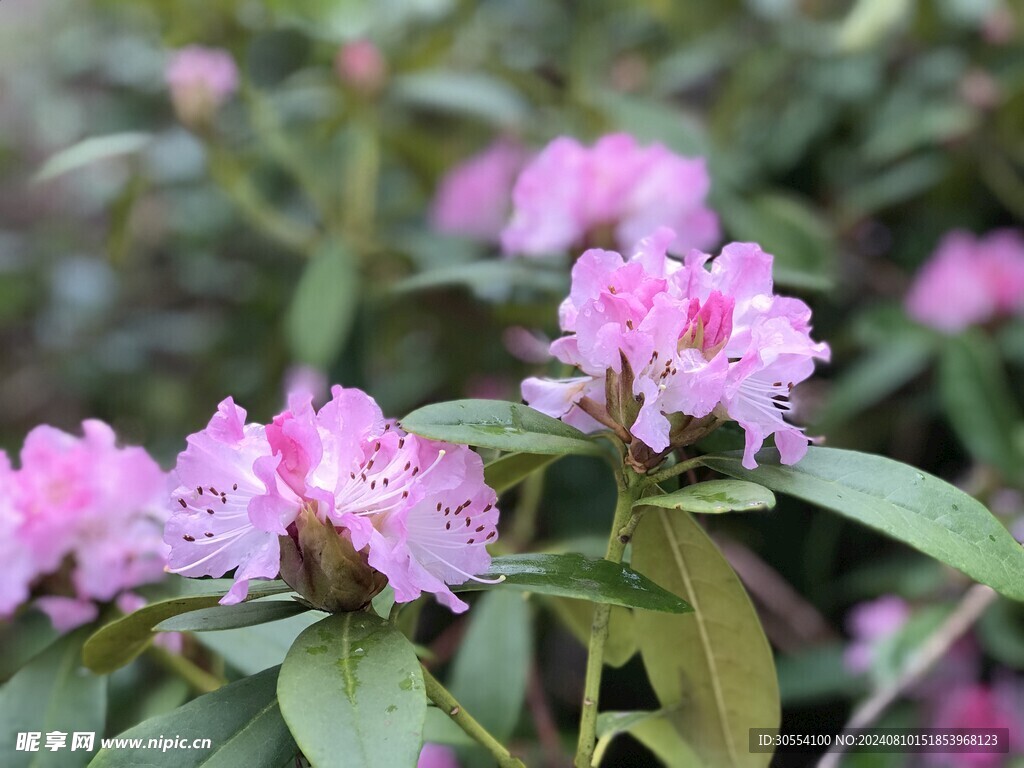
[640, 457, 704, 489]
[421, 665, 525, 768]
[574, 469, 644, 768]
[148, 645, 224, 695]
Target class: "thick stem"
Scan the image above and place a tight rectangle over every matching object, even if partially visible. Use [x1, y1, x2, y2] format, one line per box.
[421, 665, 525, 768]
[574, 469, 644, 768]
[640, 457, 704, 489]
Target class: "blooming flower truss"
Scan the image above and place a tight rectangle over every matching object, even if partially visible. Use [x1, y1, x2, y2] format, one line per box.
[905, 229, 1024, 333]
[165, 46, 239, 127]
[430, 138, 526, 243]
[0, 421, 169, 631]
[501, 133, 719, 257]
[165, 385, 500, 613]
[523, 227, 830, 469]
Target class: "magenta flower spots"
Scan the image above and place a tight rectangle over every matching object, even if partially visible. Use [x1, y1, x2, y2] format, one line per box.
[1, 421, 169, 630]
[905, 229, 1024, 333]
[430, 138, 526, 243]
[522, 228, 830, 469]
[501, 133, 719, 257]
[165, 386, 500, 612]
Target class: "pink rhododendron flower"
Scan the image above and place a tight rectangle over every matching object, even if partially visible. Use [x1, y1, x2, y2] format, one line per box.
[501, 134, 719, 257]
[1, 421, 169, 631]
[905, 229, 1024, 333]
[925, 680, 1024, 767]
[418, 743, 460, 768]
[430, 139, 526, 242]
[843, 595, 910, 673]
[166, 386, 500, 612]
[335, 39, 388, 93]
[522, 228, 829, 469]
[165, 46, 238, 126]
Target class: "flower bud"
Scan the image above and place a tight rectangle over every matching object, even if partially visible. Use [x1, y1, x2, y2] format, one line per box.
[279, 507, 387, 612]
[334, 40, 388, 95]
[165, 46, 238, 129]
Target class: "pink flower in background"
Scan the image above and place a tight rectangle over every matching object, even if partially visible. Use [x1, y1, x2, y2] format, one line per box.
[905, 229, 1024, 333]
[166, 386, 500, 612]
[430, 139, 526, 242]
[843, 595, 910, 673]
[165, 46, 238, 126]
[1, 421, 169, 631]
[501, 133, 719, 257]
[926, 681, 1024, 767]
[335, 39, 388, 93]
[418, 743, 460, 768]
[522, 228, 829, 468]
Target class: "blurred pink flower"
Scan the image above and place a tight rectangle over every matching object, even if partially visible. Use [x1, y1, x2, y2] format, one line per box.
[905, 229, 1024, 333]
[430, 139, 526, 242]
[926, 680, 1024, 767]
[523, 228, 829, 468]
[418, 743, 460, 768]
[166, 386, 500, 612]
[502, 134, 719, 257]
[165, 46, 238, 126]
[335, 40, 388, 93]
[284, 364, 329, 407]
[843, 595, 910, 673]
[2, 421, 169, 631]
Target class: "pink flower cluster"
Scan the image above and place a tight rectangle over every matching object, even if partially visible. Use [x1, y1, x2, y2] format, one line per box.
[165, 386, 499, 613]
[843, 594, 910, 673]
[927, 681, 1024, 767]
[501, 134, 719, 257]
[165, 46, 239, 126]
[430, 139, 526, 243]
[0, 421, 169, 631]
[523, 228, 830, 469]
[905, 229, 1024, 333]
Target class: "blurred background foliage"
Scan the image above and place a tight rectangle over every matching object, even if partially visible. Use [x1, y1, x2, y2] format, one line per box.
[2, 0, 1024, 765]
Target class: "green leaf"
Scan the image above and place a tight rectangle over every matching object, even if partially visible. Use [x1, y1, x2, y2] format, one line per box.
[699, 448, 1024, 601]
[89, 666, 296, 768]
[392, 70, 530, 128]
[595, 710, 705, 768]
[547, 599, 637, 668]
[449, 591, 531, 743]
[632, 505, 779, 767]
[484, 452, 560, 495]
[0, 627, 106, 768]
[401, 400, 605, 457]
[638, 480, 775, 514]
[155, 599, 313, 633]
[938, 332, 1024, 480]
[453, 553, 692, 612]
[776, 645, 865, 704]
[278, 613, 425, 768]
[83, 581, 291, 674]
[0, 610, 59, 681]
[196, 611, 325, 676]
[33, 132, 151, 183]
[285, 239, 358, 367]
[394, 260, 567, 299]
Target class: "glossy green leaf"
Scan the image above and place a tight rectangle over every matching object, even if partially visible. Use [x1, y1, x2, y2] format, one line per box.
[595, 710, 704, 768]
[285, 239, 358, 367]
[392, 70, 530, 127]
[83, 581, 291, 674]
[155, 599, 313, 633]
[197, 611, 325, 676]
[401, 400, 605, 457]
[90, 666, 296, 768]
[938, 332, 1024, 480]
[484, 452, 560, 495]
[452, 553, 692, 613]
[278, 613, 425, 768]
[0, 627, 106, 768]
[449, 591, 531, 743]
[699, 448, 1024, 601]
[632, 505, 779, 767]
[639, 480, 775, 514]
[33, 132, 151, 182]
[548, 599, 637, 668]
